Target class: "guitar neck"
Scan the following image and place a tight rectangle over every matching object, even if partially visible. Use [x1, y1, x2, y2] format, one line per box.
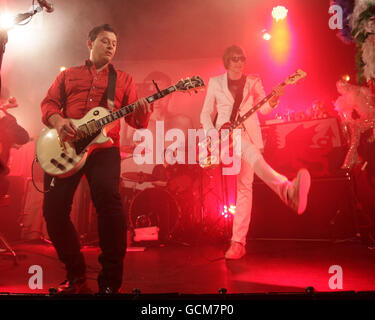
[95, 85, 177, 129]
[230, 81, 287, 130]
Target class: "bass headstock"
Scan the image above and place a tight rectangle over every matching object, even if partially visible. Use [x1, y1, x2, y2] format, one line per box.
[284, 69, 307, 85]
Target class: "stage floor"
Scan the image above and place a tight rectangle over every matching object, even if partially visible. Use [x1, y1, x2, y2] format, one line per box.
[1, 239, 375, 294]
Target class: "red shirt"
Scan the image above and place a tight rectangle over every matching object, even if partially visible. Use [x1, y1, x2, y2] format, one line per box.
[41, 60, 149, 146]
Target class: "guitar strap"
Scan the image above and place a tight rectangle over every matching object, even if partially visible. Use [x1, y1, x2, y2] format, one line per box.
[107, 64, 117, 111]
[229, 74, 247, 123]
[59, 72, 67, 114]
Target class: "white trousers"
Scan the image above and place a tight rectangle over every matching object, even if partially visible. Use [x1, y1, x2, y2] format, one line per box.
[231, 135, 289, 245]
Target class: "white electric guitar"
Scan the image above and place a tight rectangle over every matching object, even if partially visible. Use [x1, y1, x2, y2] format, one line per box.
[36, 76, 205, 177]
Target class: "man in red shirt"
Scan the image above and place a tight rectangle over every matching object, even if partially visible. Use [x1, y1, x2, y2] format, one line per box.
[41, 24, 152, 294]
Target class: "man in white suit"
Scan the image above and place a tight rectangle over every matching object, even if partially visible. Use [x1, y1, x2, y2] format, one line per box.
[200, 45, 311, 259]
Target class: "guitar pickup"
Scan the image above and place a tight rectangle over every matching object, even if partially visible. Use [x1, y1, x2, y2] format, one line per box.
[50, 158, 66, 171]
[60, 153, 74, 163]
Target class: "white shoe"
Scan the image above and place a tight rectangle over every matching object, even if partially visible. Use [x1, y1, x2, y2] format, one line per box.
[224, 241, 246, 260]
[287, 168, 311, 215]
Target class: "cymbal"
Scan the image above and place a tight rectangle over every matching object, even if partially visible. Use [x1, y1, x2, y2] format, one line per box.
[122, 171, 159, 182]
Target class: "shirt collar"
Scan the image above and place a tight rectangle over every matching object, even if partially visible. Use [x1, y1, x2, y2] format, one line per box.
[85, 59, 112, 75]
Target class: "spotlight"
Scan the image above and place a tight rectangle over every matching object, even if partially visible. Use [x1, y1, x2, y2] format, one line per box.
[263, 32, 272, 41]
[262, 29, 272, 41]
[0, 12, 15, 30]
[228, 205, 236, 215]
[342, 74, 350, 82]
[221, 204, 236, 218]
[60, 66, 66, 72]
[272, 6, 288, 22]
[222, 205, 228, 215]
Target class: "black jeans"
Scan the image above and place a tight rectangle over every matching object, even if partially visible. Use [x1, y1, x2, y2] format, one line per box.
[43, 147, 126, 291]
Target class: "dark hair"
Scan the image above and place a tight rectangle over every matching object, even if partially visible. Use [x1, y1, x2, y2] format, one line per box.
[144, 71, 172, 86]
[222, 45, 246, 69]
[88, 24, 118, 42]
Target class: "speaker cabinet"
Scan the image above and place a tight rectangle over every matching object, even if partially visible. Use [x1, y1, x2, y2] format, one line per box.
[248, 175, 356, 239]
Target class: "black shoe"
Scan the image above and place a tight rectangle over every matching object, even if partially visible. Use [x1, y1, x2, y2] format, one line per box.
[51, 278, 92, 295]
[98, 286, 120, 294]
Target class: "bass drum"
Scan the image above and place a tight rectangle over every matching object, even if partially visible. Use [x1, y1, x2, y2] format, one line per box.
[129, 188, 181, 241]
[166, 164, 196, 195]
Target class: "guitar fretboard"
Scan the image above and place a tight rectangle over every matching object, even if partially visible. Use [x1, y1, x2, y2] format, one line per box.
[95, 85, 177, 129]
[230, 81, 287, 131]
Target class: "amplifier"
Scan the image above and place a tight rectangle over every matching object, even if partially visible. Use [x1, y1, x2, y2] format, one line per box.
[249, 175, 356, 240]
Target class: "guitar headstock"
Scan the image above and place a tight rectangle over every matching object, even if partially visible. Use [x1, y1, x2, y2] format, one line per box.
[174, 76, 205, 93]
[284, 69, 307, 85]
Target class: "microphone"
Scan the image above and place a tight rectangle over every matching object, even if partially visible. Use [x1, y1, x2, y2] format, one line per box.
[37, 0, 54, 13]
[14, 6, 42, 24]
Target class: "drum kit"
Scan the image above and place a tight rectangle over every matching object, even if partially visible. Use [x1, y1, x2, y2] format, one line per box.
[66, 144, 230, 246]
[120, 145, 203, 243]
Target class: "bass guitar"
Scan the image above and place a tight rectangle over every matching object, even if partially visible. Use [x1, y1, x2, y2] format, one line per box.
[198, 70, 306, 168]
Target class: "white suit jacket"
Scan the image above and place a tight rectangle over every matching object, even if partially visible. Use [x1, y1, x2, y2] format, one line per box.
[200, 72, 273, 149]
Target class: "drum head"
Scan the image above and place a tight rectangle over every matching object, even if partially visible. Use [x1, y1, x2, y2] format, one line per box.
[129, 188, 180, 241]
[166, 164, 195, 194]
